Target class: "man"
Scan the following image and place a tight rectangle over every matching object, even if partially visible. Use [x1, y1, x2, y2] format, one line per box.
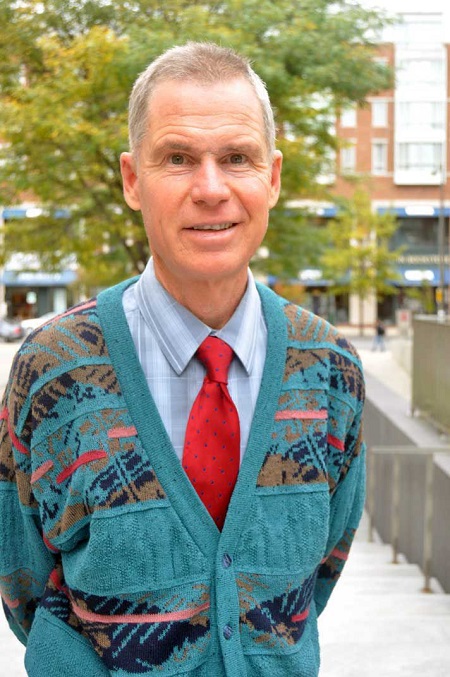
[372, 319, 386, 351]
[0, 42, 365, 676]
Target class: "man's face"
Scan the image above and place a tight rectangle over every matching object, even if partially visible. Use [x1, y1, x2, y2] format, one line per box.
[120, 77, 282, 300]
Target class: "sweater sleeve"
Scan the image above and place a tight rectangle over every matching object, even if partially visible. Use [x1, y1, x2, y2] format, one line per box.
[0, 386, 57, 646]
[313, 394, 366, 617]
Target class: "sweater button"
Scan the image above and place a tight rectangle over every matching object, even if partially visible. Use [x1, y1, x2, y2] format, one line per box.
[223, 624, 233, 640]
[222, 553, 232, 568]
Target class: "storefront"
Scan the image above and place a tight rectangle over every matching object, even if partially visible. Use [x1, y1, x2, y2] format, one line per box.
[0, 207, 77, 320]
[1, 268, 77, 320]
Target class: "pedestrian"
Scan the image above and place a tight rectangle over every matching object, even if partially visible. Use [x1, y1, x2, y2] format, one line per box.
[0, 42, 366, 677]
[372, 319, 386, 351]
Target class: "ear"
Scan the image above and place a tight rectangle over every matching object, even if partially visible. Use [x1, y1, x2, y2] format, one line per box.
[268, 150, 283, 209]
[120, 152, 141, 211]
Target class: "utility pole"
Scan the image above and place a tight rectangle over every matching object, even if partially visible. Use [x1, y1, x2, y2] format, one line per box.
[437, 168, 446, 318]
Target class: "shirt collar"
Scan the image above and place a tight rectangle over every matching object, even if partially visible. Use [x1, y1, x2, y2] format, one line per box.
[135, 258, 261, 376]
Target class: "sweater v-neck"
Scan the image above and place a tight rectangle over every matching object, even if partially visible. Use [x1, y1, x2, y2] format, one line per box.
[97, 278, 287, 561]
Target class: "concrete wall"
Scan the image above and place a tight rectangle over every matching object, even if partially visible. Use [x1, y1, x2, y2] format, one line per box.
[433, 456, 450, 593]
[390, 337, 412, 375]
[413, 317, 450, 435]
[364, 392, 450, 592]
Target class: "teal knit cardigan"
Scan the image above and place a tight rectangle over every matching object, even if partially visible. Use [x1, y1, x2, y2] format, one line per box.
[0, 280, 365, 677]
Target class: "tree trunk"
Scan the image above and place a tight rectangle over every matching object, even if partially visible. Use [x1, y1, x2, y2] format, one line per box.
[359, 294, 365, 336]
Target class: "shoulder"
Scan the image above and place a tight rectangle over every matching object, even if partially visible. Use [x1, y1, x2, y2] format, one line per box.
[11, 274, 139, 374]
[258, 284, 365, 403]
[5, 297, 106, 429]
[13, 297, 103, 368]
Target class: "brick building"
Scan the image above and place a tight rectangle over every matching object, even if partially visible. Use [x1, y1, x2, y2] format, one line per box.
[310, 8, 450, 326]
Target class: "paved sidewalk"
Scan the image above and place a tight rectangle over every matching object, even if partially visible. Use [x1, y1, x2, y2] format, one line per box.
[337, 327, 412, 401]
[357, 342, 411, 402]
[319, 513, 450, 677]
[0, 613, 25, 676]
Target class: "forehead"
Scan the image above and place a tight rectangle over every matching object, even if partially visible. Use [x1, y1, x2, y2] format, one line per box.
[145, 78, 267, 147]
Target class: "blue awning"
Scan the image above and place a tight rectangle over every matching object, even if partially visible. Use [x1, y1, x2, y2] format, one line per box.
[270, 265, 450, 290]
[393, 265, 450, 286]
[267, 274, 333, 288]
[0, 270, 77, 287]
[378, 206, 450, 217]
[313, 206, 450, 219]
[2, 207, 70, 219]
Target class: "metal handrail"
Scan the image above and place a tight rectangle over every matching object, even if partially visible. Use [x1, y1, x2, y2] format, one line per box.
[368, 445, 450, 593]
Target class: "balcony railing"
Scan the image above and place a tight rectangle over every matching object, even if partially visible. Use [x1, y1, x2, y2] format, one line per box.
[367, 445, 450, 592]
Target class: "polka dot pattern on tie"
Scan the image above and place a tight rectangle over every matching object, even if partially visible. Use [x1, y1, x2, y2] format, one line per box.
[182, 336, 240, 530]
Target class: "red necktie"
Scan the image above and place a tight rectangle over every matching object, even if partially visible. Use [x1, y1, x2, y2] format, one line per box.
[182, 337, 240, 530]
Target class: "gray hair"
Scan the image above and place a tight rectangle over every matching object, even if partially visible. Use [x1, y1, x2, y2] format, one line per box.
[128, 42, 276, 158]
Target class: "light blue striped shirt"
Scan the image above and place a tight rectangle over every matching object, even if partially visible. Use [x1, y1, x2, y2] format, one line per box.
[122, 260, 267, 463]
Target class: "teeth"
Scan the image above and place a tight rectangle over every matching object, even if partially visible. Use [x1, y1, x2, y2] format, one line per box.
[192, 223, 233, 231]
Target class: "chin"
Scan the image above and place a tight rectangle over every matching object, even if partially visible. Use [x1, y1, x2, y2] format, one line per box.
[185, 261, 248, 285]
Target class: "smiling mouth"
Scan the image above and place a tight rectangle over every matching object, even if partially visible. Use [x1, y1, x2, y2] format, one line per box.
[190, 223, 235, 231]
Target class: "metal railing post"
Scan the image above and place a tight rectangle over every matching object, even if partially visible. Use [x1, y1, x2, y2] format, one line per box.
[369, 445, 450, 592]
[367, 447, 375, 543]
[422, 454, 435, 593]
[391, 455, 401, 564]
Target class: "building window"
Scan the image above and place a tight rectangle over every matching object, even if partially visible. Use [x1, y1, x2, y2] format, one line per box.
[372, 100, 388, 127]
[373, 56, 388, 67]
[397, 101, 445, 130]
[390, 218, 443, 255]
[397, 142, 442, 173]
[340, 106, 357, 128]
[372, 140, 388, 175]
[340, 141, 356, 173]
[397, 56, 445, 87]
[396, 14, 442, 44]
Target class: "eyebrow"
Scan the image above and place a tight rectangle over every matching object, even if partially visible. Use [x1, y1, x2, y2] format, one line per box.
[153, 140, 265, 159]
[155, 142, 191, 153]
[220, 143, 264, 158]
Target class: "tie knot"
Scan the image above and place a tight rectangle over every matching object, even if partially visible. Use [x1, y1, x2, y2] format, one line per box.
[196, 337, 233, 384]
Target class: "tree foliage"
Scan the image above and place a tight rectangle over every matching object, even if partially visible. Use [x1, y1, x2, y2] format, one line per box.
[321, 187, 402, 330]
[0, 0, 393, 288]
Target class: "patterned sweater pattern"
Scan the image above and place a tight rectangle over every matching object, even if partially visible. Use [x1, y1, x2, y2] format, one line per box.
[0, 280, 366, 677]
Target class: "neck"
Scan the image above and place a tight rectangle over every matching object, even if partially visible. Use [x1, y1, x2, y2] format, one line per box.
[155, 269, 248, 329]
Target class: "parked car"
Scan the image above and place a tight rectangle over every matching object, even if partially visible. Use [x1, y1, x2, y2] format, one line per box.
[0, 318, 25, 342]
[21, 312, 59, 334]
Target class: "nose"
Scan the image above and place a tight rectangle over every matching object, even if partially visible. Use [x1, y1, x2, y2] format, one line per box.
[190, 158, 231, 206]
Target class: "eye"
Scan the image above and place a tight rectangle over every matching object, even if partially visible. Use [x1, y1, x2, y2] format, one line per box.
[229, 154, 246, 165]
[170, 154, 185, 165]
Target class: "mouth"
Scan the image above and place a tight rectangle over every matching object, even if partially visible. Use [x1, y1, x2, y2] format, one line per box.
[190, 222, 236, 231]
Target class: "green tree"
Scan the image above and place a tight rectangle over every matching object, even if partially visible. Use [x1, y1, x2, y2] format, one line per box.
[321, 187, 401, 334]
[0, 0, 393, 289]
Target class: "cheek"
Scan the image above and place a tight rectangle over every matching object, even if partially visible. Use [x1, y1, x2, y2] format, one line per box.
[242, 179, 273, 224]
[243, 174, 274, 204]
[139, 189, 168, 229]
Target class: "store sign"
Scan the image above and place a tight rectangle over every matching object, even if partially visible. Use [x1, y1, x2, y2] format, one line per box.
[299, 269, 323, 281]
[403, 269, 435, 282]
